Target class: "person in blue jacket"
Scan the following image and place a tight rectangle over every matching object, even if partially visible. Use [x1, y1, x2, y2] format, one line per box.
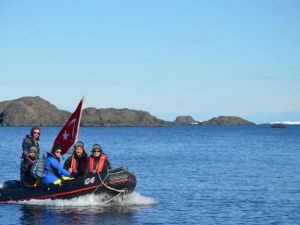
[42, 143, 72, 185]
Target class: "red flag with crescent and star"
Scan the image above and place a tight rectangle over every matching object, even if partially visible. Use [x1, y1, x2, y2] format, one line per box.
[52, 98, 84, 155]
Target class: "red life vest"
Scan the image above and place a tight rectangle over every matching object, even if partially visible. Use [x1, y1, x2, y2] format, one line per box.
[89, 154, 107, 173]
[70, 157, 77, 173]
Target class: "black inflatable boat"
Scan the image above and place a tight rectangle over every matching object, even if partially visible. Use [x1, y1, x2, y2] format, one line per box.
[0, 168, 136, 203]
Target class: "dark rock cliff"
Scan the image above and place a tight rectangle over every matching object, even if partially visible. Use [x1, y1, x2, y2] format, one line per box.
[0, 97, 69, 126]
[0, 97, 255, 126]
[0, 97, 169, 126]
[81, 107, 169, 126]
[202, 116, 255, 125]
[174, 116, 198, 124]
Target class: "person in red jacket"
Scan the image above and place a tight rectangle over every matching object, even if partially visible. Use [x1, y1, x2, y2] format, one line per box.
[88, 144, 111, 175]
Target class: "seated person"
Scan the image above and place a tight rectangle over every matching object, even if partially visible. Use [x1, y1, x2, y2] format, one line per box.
[20, 146, 38, 187]
[64, 141, 88, 177]
[87, 144, 111, 175]
[42, 143, 72, 185]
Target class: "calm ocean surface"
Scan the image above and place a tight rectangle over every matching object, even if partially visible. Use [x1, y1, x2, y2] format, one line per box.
[0, 125, 300, 225]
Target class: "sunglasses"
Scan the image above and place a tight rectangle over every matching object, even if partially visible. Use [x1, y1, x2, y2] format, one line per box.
[93, 150, 101, 153]
[33, 132, 40, 135]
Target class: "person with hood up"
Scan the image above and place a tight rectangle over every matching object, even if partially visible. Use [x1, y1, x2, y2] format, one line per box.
[20, 145, 38, 187]
[87, 144, 111, 175]
[42, 143, 72, 185]
[22, 126, 41, 159]
[64, 141, 88, 177]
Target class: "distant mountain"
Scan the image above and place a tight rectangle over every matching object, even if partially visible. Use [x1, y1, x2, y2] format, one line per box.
[174, 116, 198, 124]
[0, 97, 169, 126]
[202, 116, 255, 125]
[81, 107, 169, 126]
[0, 97, 255, 126]
[0, 96, 70, 126]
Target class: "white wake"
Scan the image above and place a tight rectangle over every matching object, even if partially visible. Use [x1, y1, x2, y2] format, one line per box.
[17, 192, 158, 207]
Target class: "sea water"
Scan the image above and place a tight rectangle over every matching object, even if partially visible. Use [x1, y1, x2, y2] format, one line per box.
[0, 125, 300, 225]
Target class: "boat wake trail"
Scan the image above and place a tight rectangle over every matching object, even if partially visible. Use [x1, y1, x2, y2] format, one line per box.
[111, 192, 158, 207]
[17, 192, 158, 208]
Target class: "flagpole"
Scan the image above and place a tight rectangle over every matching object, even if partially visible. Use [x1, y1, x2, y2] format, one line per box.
[74, 96, 84, 144]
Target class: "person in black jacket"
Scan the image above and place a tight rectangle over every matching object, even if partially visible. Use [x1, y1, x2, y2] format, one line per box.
[20, 146, 38, 187]
[63, 141, 88, 177]
[22, 127, 41, 159]
[87, 144, 111, 175]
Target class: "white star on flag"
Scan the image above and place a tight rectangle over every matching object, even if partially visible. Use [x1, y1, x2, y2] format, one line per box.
[62, 130, 70, 141]
[52, 98, 83, 154]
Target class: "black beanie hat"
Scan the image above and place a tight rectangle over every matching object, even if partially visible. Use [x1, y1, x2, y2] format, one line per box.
[53, 142, 61, 152]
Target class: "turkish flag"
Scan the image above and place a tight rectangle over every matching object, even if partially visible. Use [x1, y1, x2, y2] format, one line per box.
[52, 98, 84, 155]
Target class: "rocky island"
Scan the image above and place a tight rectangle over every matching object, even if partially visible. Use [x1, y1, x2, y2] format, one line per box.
[0, 97, 255, 126]
[202, 116, 254, 125]
[0, 97, 169, 126]
[174, 116, 199, 125]
[81, 107, 169, 127]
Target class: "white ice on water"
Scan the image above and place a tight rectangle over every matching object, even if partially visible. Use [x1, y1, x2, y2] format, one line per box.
[272, 121, 300, 125]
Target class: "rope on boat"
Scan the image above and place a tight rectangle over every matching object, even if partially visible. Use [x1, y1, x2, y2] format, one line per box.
[93, 171, 127, 204]
[102, 191, 124, 204]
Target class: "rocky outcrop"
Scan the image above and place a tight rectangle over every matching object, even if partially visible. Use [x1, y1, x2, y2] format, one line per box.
[0, 97, 255, 126]
[0, 100, 11, 113]
[202, 116, 254, 125]
[0, 96, 70, 126]
[174, 116, 197, 124]
[81, 107, 169, 126]
[0, 97, 169, 126]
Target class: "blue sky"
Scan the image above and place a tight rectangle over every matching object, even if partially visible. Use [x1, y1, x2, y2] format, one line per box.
[0, 0, 299, 123]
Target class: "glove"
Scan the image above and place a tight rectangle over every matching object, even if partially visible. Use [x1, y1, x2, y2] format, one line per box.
[61, 176, 75, 181]
[33, 179, 41, 187]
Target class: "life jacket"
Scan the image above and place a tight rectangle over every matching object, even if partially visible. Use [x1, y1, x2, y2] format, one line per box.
[89, 154, 107, 173]
[31, 153, 47, 179]
[69, 155, 87, 175]
[70, 157, 77, 173]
